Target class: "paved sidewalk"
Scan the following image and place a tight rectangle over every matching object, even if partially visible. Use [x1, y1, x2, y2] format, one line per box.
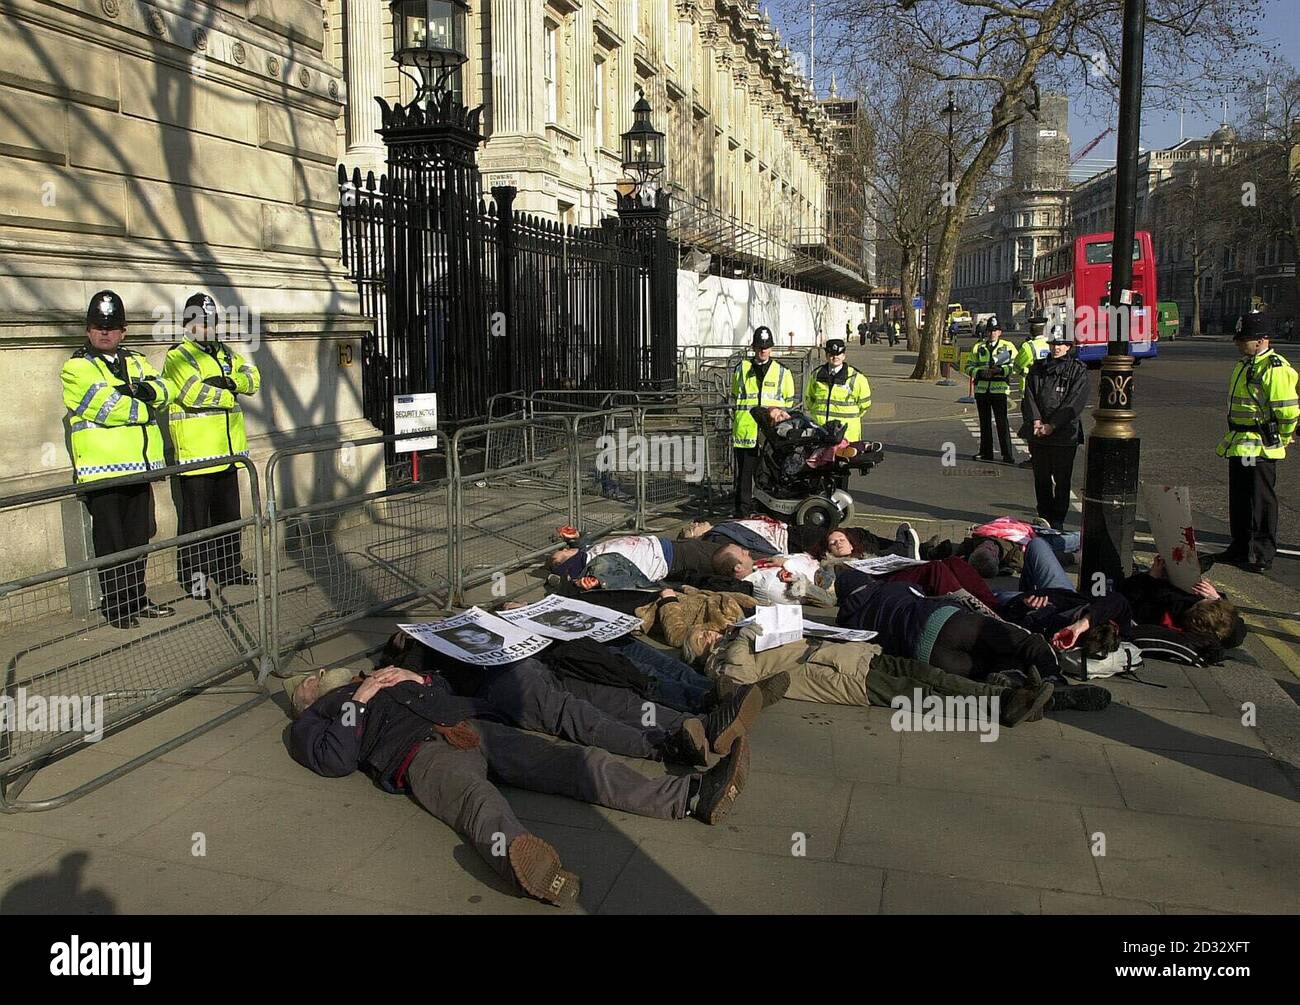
[2, 353, 1298, 915]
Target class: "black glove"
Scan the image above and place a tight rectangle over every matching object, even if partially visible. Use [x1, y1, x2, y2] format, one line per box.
[113, 382, 154, 402]
[203, 376, 238, 392]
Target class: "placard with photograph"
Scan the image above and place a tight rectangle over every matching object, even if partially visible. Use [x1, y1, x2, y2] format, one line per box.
[497, 595, 641, 642]
[399, 608, 550, 666]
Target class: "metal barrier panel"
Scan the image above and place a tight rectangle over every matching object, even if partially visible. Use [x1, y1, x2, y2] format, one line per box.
[266, 433, 453, 667]
[0, 458, 269, 810]
[450, 417, 577, 603]
[570, 409, 640, 537]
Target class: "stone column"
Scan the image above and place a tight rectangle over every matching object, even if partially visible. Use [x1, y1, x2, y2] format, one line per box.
[345, 0, 386, 168]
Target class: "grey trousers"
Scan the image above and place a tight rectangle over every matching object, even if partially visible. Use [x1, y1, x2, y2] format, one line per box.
[479, 661, 688, 761]
[405, 721, 692, 885]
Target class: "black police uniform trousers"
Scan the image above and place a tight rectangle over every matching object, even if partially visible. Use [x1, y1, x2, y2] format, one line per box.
[85, 481, 156, 622]
[975, 392, 1015, 461]
[1030, 442, 1077, 530]
[176, 465, 245, 589]
[733, 447, 760, 516]
[1228, 456, 1279, 568]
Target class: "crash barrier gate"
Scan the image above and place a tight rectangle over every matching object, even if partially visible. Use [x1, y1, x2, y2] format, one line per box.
[485, 390, 735, 515]
[0, 457, 271, 812]
[0, 401, 746, 810]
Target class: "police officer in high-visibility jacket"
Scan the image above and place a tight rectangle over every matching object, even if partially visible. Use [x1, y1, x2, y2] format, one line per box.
[1211, 310, 1300, 573]
[1015, 315, 1051, 379]
[964, 314, 1017, 463]
[164, 293, 262, 594]
[61, 291, 175, 629]
[732, 326, 794, 515]
[805, 338, 872, 442]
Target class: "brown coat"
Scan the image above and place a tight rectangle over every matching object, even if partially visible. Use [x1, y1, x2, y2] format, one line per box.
[635, 587, 758, 648]
[706, 625, 883, 706]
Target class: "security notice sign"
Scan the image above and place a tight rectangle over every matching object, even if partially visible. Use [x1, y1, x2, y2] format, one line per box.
[393, 393, 438, 452]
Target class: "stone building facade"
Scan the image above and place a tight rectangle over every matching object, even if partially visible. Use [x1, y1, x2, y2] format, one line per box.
[950, 94, 1072, 330]
[326, 0, 844, 270]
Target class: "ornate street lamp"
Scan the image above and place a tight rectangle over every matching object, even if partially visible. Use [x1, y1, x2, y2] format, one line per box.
[390, 0, 469, 102]
[621, 94, 666, 203]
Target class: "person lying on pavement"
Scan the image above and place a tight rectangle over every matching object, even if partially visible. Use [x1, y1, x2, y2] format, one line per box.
[286, 666, 753, 907]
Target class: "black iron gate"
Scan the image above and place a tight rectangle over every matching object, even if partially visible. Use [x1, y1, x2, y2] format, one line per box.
[338, 103, 677, 434]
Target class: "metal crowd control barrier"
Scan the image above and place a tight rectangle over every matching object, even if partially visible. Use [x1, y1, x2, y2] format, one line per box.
[0, 457, 270, 812]
[264, 431, 454, 672]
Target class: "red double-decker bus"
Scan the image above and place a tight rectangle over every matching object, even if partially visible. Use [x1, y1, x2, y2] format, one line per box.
[1032, 231, 1159, 364]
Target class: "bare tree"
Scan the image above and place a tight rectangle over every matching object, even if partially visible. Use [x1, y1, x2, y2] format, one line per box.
[794, 0, 1266, 378]
[1239, 66, 1300, 316]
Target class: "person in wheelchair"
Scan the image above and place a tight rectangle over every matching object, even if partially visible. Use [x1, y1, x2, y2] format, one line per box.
[755, 406, 884, 477]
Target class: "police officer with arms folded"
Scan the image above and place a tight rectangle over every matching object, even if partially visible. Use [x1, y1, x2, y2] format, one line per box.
[164, 293, 261, 595]
[731, 326, 794, 516]
[964, 314, 1017, 463]
[62, 291, 174, 629]
[805, 337, 872, 442]
[1209, 310, 1300, 574]
[1020, 321, 1089, 531]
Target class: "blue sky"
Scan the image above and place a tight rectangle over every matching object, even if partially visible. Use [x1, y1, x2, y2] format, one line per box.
[775, 0, 1298, 170]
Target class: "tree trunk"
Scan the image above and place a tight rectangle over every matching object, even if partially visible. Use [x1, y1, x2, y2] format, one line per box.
[1192, 262, 1203, 338]
[899, 244, 915, 351]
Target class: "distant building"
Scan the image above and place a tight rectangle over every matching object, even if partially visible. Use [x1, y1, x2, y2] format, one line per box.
[950, 92, 1072, 329]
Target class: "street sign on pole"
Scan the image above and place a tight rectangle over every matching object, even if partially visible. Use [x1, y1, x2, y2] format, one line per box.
[394, 393, 439, 452]
[912, 297, 924, 310]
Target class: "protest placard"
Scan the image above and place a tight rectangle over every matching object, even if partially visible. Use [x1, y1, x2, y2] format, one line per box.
[497, 595, 642, 642]
[399, 608, 550, 666]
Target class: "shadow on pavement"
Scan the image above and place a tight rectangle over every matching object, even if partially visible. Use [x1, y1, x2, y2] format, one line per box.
[1, 851, 115, 915]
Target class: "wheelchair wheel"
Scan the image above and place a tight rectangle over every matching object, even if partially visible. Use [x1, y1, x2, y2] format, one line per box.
[794, 496, 839, 530]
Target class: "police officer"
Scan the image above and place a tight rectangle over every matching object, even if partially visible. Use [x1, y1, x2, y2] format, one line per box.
[1015, 314, 1051, 379]
[1211, 310, 1300, 573]
[731, 326, 795, 515]
[805, 338, 873, 443]
[61, 291, 174, 629]
[164, 293, 262, 594]
[965, 315, 1017, 463]
[1021, 326, 1089, 530]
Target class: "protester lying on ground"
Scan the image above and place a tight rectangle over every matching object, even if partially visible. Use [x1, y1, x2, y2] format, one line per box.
[755, 406, 883, 475]
[384, 626, 715, 715]
[634, 585, 759, 651]
[685, 518, 922, 562]
[686, 623, 1057, 727]
[834, 567, 1063, 685]
[922, 516, 1080, 577]
[548, 533, 754, 592]
[1118, 554, 1247, 650]
[744, 552, 837, 607]
[286, 666, 753, 906]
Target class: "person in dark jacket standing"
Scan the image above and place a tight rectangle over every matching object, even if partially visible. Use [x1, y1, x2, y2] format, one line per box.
[1021, 325, 1089, 530]
[287, 666, 751, 906]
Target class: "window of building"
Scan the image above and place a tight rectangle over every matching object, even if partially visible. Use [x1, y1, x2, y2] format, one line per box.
[544, 21, 558, 123]
[594, 57, 605, 149]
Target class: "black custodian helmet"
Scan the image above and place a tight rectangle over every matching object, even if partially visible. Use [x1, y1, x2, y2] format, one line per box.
[86, 290, 126, 330]
[1234, 310, 1269, 341]
[752, 326, 775, 348]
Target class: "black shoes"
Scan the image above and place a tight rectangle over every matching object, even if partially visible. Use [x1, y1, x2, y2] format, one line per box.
[661, 718, 710, 767]
[703, 683, 763, 755]
[756, 671, 791, 708]
[508, 833, 581, 907]
[998, 683, 1055, 727]
[691, 736, 750, 825]
[1048, 683, 1112, 712]
[138, 603, 175, 619]
[895, 522, 921, 561]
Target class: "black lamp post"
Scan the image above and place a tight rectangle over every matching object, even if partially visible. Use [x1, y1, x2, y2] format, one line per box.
[1079, 0, 1146, 590]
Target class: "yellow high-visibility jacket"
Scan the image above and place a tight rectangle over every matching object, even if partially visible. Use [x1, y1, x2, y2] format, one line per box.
[732, 358, 795, 448]
[804, 364, 872, 442]
[1216, 349, 1300, 460]
[61, 346, 170, 484]
[964, 339, 1017, 395]
[1015, 336, 1050, 376]
[163, 339, 261, 476]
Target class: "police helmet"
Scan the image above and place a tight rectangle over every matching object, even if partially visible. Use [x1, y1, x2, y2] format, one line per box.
[86, 290, 126, 331]
[1234, 311, 1270, 341]
[825, 338, 847, 355]
[752, 326, 775, 349]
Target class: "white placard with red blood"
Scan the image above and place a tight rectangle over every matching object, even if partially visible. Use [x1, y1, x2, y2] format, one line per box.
[1140, 483, 1201, 592]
